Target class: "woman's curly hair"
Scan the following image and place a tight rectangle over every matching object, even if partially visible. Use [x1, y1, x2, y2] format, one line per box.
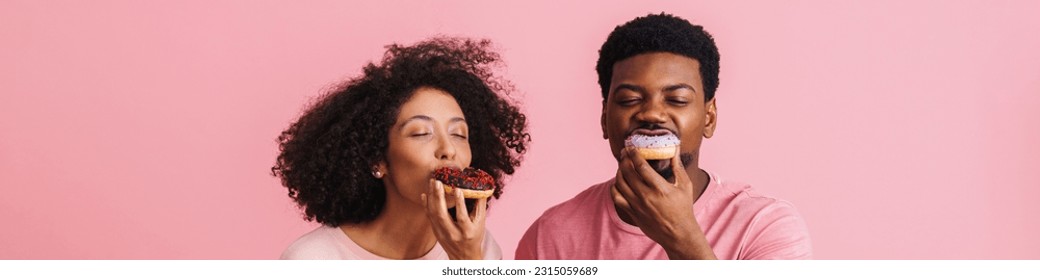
[272, 37, 530, 227]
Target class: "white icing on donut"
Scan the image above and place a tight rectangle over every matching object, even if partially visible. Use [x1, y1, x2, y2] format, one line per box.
[624, 133, 679, 148]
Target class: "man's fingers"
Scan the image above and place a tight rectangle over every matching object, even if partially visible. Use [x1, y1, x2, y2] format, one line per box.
[629, 147, 673, 192]
[611, 184, 640, 228]
[630, 148, 656, 179]
[614, 167, 639, 205]
[610, 184, 633, 213]
[670, 146, 692, 189]
[619, 148, 650, 192]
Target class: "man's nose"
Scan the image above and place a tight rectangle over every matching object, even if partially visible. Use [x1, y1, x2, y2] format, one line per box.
[634, 99, 667, 124]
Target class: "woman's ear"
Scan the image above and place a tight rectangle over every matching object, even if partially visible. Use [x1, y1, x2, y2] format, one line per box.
[372, 161, 388, 179]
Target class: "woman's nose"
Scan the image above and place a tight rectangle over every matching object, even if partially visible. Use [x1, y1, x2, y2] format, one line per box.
[434, 132, 457, 160]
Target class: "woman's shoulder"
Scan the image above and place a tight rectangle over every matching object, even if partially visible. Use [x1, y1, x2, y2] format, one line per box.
[481, 229, 503, 260]
[280, 226, 356, 260]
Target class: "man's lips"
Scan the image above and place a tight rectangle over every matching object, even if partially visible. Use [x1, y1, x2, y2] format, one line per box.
[630, 128, 675, 136]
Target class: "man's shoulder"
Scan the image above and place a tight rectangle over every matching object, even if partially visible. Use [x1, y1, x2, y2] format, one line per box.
[708, 176, 812, 259]
[530, 179, 612, 225]
[515, 179, 613, 259]
[710, 177, 806, 227]
[713, 178, 796, 208]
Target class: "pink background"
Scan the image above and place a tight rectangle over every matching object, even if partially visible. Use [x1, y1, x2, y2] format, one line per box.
[2, 1, 1039, 259]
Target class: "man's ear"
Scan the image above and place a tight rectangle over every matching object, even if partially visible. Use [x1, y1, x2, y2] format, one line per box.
[601, 100, 609, 139]
[703, 98, 717, 138]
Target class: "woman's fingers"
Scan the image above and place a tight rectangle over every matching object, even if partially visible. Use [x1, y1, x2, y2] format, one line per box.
[426, 180, 456, 229]
[425, 180, 488, 260]
[453, 187, 473, 226]
[473, 197, 488, 223]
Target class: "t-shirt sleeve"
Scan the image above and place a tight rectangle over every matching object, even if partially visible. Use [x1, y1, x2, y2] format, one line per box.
[740, 201, 813, 260]
[514, 218, 541, 260]
[482, 229, 503, 260]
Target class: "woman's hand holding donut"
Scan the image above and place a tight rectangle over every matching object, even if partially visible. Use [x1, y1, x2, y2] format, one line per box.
[421, 179, 487, 260]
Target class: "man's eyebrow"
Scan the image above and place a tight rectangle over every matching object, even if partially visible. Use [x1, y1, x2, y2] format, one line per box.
[663, 83, 697, 93]
[613, 84, 645, 94]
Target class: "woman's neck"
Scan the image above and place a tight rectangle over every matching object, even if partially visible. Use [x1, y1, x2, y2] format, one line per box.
[340, 196, 437, 259]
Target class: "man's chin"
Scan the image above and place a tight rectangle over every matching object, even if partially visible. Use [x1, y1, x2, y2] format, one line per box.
[647, 153, 694, 182]
[648, 159, 675, 181]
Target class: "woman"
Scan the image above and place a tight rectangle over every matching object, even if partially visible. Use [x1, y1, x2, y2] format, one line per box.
[272, 37, 529, 259]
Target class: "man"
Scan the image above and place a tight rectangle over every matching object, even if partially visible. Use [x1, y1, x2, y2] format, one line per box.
[515, 13, 812, 259]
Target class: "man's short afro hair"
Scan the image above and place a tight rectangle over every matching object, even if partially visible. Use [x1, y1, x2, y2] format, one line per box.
[596, 13, 721, 101]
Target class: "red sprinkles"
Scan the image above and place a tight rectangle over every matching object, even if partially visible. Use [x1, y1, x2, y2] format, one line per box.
[433, 167, 495, 191]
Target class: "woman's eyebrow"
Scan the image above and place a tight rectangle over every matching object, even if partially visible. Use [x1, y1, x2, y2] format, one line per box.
[397, 115, 433, 131]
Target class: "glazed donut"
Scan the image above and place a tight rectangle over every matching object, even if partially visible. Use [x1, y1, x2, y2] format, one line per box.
[432, 167, 494, 199]
[625, 133, 679, 160]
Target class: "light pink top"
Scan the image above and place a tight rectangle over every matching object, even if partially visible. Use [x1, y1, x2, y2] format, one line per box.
[515, 173, 812, 259]
[280, 226, 502, 260]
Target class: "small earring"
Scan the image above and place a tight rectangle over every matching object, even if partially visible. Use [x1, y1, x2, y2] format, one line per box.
[372, 170, 383, 178]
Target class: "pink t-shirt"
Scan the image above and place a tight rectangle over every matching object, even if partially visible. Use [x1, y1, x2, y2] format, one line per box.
[280, 226, 503, 260]
[515, 173, 812, 260]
